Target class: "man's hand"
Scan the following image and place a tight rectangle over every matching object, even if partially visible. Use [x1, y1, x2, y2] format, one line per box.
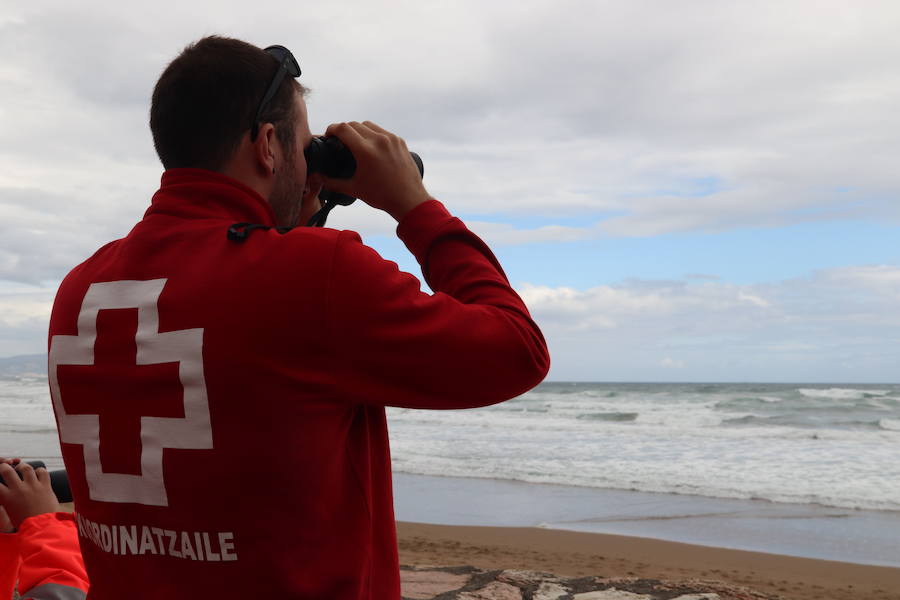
[321, 121, 429, 222]
[0, 461, 61, 529]
[0, 506, 12, 533]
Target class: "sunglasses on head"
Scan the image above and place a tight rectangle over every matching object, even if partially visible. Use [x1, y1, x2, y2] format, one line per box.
[250, 45, 301, 141]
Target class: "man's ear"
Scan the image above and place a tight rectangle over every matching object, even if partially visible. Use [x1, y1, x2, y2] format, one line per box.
[253, 123, 278, 176]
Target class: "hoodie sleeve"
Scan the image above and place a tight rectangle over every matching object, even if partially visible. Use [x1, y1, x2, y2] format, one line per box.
[16, 512, 88, 600]
[325, 199, 550, 409]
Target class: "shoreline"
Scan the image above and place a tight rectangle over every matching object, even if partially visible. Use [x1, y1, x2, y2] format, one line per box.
[397, 521, 900, 600]
[393, 472, 900, 568]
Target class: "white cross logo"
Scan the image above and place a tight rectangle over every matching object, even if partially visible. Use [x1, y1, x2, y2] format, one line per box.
[49, 279, 213, 507]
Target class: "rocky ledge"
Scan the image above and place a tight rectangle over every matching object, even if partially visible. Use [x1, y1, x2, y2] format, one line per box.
[400, 566, 783, 600]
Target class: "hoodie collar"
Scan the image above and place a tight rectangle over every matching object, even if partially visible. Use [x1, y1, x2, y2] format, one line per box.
[145, 168, 277, 225]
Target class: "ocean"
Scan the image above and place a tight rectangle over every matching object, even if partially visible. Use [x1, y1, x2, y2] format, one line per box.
[3, 360, 899, 565]
[388, 381, 900, 512]
[386, 382, 900, 566]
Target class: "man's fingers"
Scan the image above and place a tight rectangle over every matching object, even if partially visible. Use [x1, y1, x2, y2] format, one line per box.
[324, 121, 366, 147]
[323, 121, 401, 153]
[346, 121, 383, 143]
[361, 120, 389, 134]
[0, 507, 13, 533]
[16, 461, 36, 483]
[324, 121, 345, 138]
[0, 463, 17, 491]
[326, 121, 392, 150]
[346, 121, 373, 134]
[36, 467, 51, 485]
[317, 120, 427, 219]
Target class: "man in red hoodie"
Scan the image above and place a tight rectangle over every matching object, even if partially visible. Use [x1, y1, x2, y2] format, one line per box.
[48, 36, 549, 599]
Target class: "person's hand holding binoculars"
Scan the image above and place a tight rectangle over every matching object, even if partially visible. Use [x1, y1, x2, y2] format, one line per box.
[0, 458, 62, 530]
[321, 121, 429, 222]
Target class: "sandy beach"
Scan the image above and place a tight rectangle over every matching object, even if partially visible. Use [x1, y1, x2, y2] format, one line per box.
[54, 502, 900, 598]
[397, 521, 900, 600]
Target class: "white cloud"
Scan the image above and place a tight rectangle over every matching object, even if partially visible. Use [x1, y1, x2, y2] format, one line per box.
[821, 265, 900, 297]
[0, 289, 53, 328]
[466, 221, 593, 246]
[0, 283, 55, 356]
[738, 292, 771, 309]
[519, 279, 772, 329]
[520, 265, 900, 381]
[660, 357, 686, 369]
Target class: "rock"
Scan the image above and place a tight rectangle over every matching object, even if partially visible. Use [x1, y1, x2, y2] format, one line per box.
[398, 565, 780, 600]
[498, 569, 557, 587]
[573, 590, 653, 600]
[534, 581, 570, 600]
[457, 580, 522, 600]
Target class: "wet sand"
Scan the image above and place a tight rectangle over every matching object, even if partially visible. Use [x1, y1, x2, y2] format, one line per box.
[397, 521, 900, 600]
[393, 472, 900, 567]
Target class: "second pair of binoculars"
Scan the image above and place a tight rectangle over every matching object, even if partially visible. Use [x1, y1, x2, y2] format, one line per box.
[0, 460, 72, 503]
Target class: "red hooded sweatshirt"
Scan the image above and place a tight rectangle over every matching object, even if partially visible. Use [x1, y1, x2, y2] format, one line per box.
[48, 169, 549, 599]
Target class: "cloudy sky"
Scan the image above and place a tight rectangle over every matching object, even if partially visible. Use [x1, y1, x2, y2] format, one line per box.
[1, 1, 898, 382]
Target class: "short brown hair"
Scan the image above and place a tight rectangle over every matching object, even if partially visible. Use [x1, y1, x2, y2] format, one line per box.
[150, 36, 306, 171]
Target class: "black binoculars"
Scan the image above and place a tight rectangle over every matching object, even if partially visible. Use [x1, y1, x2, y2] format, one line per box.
[304, 136, 424, 227]
[0, 461, 72, 503]
[304, 135, 423, 181]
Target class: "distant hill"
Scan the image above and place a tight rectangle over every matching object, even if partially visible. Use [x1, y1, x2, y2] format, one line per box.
[0, 354, 47, 377]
